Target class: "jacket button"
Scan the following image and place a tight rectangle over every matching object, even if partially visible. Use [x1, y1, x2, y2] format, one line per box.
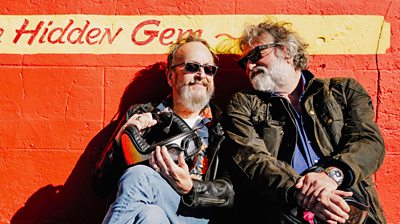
[327, 118, 333, 124]
[309, 110, 315, 115]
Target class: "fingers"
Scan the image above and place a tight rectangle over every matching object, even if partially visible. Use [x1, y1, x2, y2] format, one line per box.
[149, 151, 160, 172]
[304, 186, 324, 209]
[178, 152, 189, 171]
[296, 172, 340, 210]
[300, 178, 312, 196]
[331, 190, 352, 212]
[314, 204, 347, 223]
[127, 113, 157, 131]
[295, 176, 306, 205]
[154, 146, 169, 175]
[296, 175, 313, 208]
[316, 210, 340, 224]
[334, 189, 353, 197]
[153, 146, 193, 194]
[160, 146, 177, 171]
[154, 146, 181, 176]
[312, 191, 350, 223]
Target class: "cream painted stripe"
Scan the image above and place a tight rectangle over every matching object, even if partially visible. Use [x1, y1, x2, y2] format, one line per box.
[0, 15, 390, 54]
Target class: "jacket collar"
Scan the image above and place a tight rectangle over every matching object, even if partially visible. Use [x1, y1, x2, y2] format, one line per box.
[302, 70, 325, 97]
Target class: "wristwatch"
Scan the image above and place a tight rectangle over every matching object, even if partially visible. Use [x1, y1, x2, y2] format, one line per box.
[324, 167, 344, 186]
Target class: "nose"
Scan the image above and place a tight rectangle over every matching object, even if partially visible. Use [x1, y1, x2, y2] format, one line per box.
[195, 68, 207, 79]
[247, 61, 256, 72]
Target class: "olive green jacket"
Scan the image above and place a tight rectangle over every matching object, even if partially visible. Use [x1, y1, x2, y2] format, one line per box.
[224, 70, 386, 223]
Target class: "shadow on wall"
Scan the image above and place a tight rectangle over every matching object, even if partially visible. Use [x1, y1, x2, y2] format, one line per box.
[10, 54, 249, 224]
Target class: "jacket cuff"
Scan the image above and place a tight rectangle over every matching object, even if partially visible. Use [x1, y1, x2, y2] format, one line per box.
[181, 180, 199, 207]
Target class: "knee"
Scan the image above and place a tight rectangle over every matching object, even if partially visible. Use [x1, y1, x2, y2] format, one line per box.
[119, 165, 156, 186]
[135, 204, 168, 223]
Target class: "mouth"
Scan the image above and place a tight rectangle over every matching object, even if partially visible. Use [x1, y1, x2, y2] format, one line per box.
[250, 66, 268, 79]
[249, 71, 261, 80]
[189, 82, 207, 87]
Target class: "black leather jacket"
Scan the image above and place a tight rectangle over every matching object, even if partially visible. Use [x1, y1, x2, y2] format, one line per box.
[92, 100, 234, 209]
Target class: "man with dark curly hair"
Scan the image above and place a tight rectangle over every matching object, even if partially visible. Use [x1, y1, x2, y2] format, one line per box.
[224, 20, 386, 223]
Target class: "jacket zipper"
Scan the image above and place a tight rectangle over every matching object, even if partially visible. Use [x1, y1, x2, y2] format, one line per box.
[198, 196, 226, 204]
[205, 134, 225, 180]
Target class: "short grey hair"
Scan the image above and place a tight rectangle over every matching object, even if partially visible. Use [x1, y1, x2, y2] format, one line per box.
[167, 35, 217, 70]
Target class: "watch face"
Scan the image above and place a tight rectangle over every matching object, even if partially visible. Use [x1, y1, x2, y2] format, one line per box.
[332, 170, 342, 178]
[326, 167, 344, 185]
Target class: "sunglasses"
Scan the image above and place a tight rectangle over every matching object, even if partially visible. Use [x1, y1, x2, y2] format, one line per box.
[156, 130, 202, 162]
[237, 43, 279, 70]
[171, 62, 218, 76]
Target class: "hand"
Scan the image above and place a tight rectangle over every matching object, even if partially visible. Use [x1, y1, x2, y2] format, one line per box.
[115, 112, 157, 144]
[295, 171, 338, 210]
[311, 190, 353, 224]
[149, 146, 193, 194]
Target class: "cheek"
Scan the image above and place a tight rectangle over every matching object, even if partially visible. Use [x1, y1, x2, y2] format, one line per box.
[207, 77, 214, 85]
[173, 74, 192, 87]
[257, 56, 271, 66]
[181, 74, 195, 82]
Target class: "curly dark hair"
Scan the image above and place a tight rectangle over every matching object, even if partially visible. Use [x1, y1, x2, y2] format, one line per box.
[240, 20, 309, 70]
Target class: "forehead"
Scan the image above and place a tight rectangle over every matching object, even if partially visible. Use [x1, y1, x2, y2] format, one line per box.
[174, 41, 214, 64]
[242, 33, 274, 55]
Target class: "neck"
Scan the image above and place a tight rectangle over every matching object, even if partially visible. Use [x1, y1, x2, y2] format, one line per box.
[274, 70, 302, 113]
[173, 101, 201, 119]
[288, 70, 303, 113]
[286, 70, 302, 94]
[274, 70, 302, 96]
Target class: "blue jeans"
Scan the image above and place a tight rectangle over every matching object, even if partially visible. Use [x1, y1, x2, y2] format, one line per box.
[102, 165, 209, 224]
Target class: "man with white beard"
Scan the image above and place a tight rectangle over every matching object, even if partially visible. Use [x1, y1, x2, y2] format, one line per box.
[224, 21, 386, 223]
[93, 35, 234, 224]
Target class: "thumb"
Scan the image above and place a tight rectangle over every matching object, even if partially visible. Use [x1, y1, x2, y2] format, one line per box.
[295, 176, 304, 189]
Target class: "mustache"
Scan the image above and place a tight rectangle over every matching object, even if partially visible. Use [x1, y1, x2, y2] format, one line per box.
[250, 66, 268, 79]
[178, 79, 209, 88]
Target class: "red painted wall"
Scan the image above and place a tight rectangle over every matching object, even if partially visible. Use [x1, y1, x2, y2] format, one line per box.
[1, 1, 399, 223]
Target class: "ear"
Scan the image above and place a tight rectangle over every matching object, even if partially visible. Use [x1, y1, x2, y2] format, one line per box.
[166, 69, 173, 87]
[280, 45, 291, 60]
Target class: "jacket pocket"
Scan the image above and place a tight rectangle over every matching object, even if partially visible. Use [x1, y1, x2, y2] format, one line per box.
[317, 100, 344, 145]
[262, 121, 284, 157]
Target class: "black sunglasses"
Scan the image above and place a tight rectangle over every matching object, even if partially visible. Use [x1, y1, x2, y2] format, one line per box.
[156, 130, 202, 162]
[237, 43, 279, 70]
[171, 62, 218, 76]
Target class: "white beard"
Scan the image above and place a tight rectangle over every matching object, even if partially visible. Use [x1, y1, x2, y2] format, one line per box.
[174, 80, 214, 113]
[249, 57, 293, 92]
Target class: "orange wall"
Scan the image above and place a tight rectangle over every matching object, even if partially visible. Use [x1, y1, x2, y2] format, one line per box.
[1, 1, 399, 223]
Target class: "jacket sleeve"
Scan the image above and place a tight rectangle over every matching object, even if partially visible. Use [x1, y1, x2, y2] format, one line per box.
[224, 92, 300, 204]
[92, 115, 126, 197]
[182, 125, 235, 208]
[327, 78, 385, 187]
[92, 103, 154, 197]
[181, 171, 235, 208]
